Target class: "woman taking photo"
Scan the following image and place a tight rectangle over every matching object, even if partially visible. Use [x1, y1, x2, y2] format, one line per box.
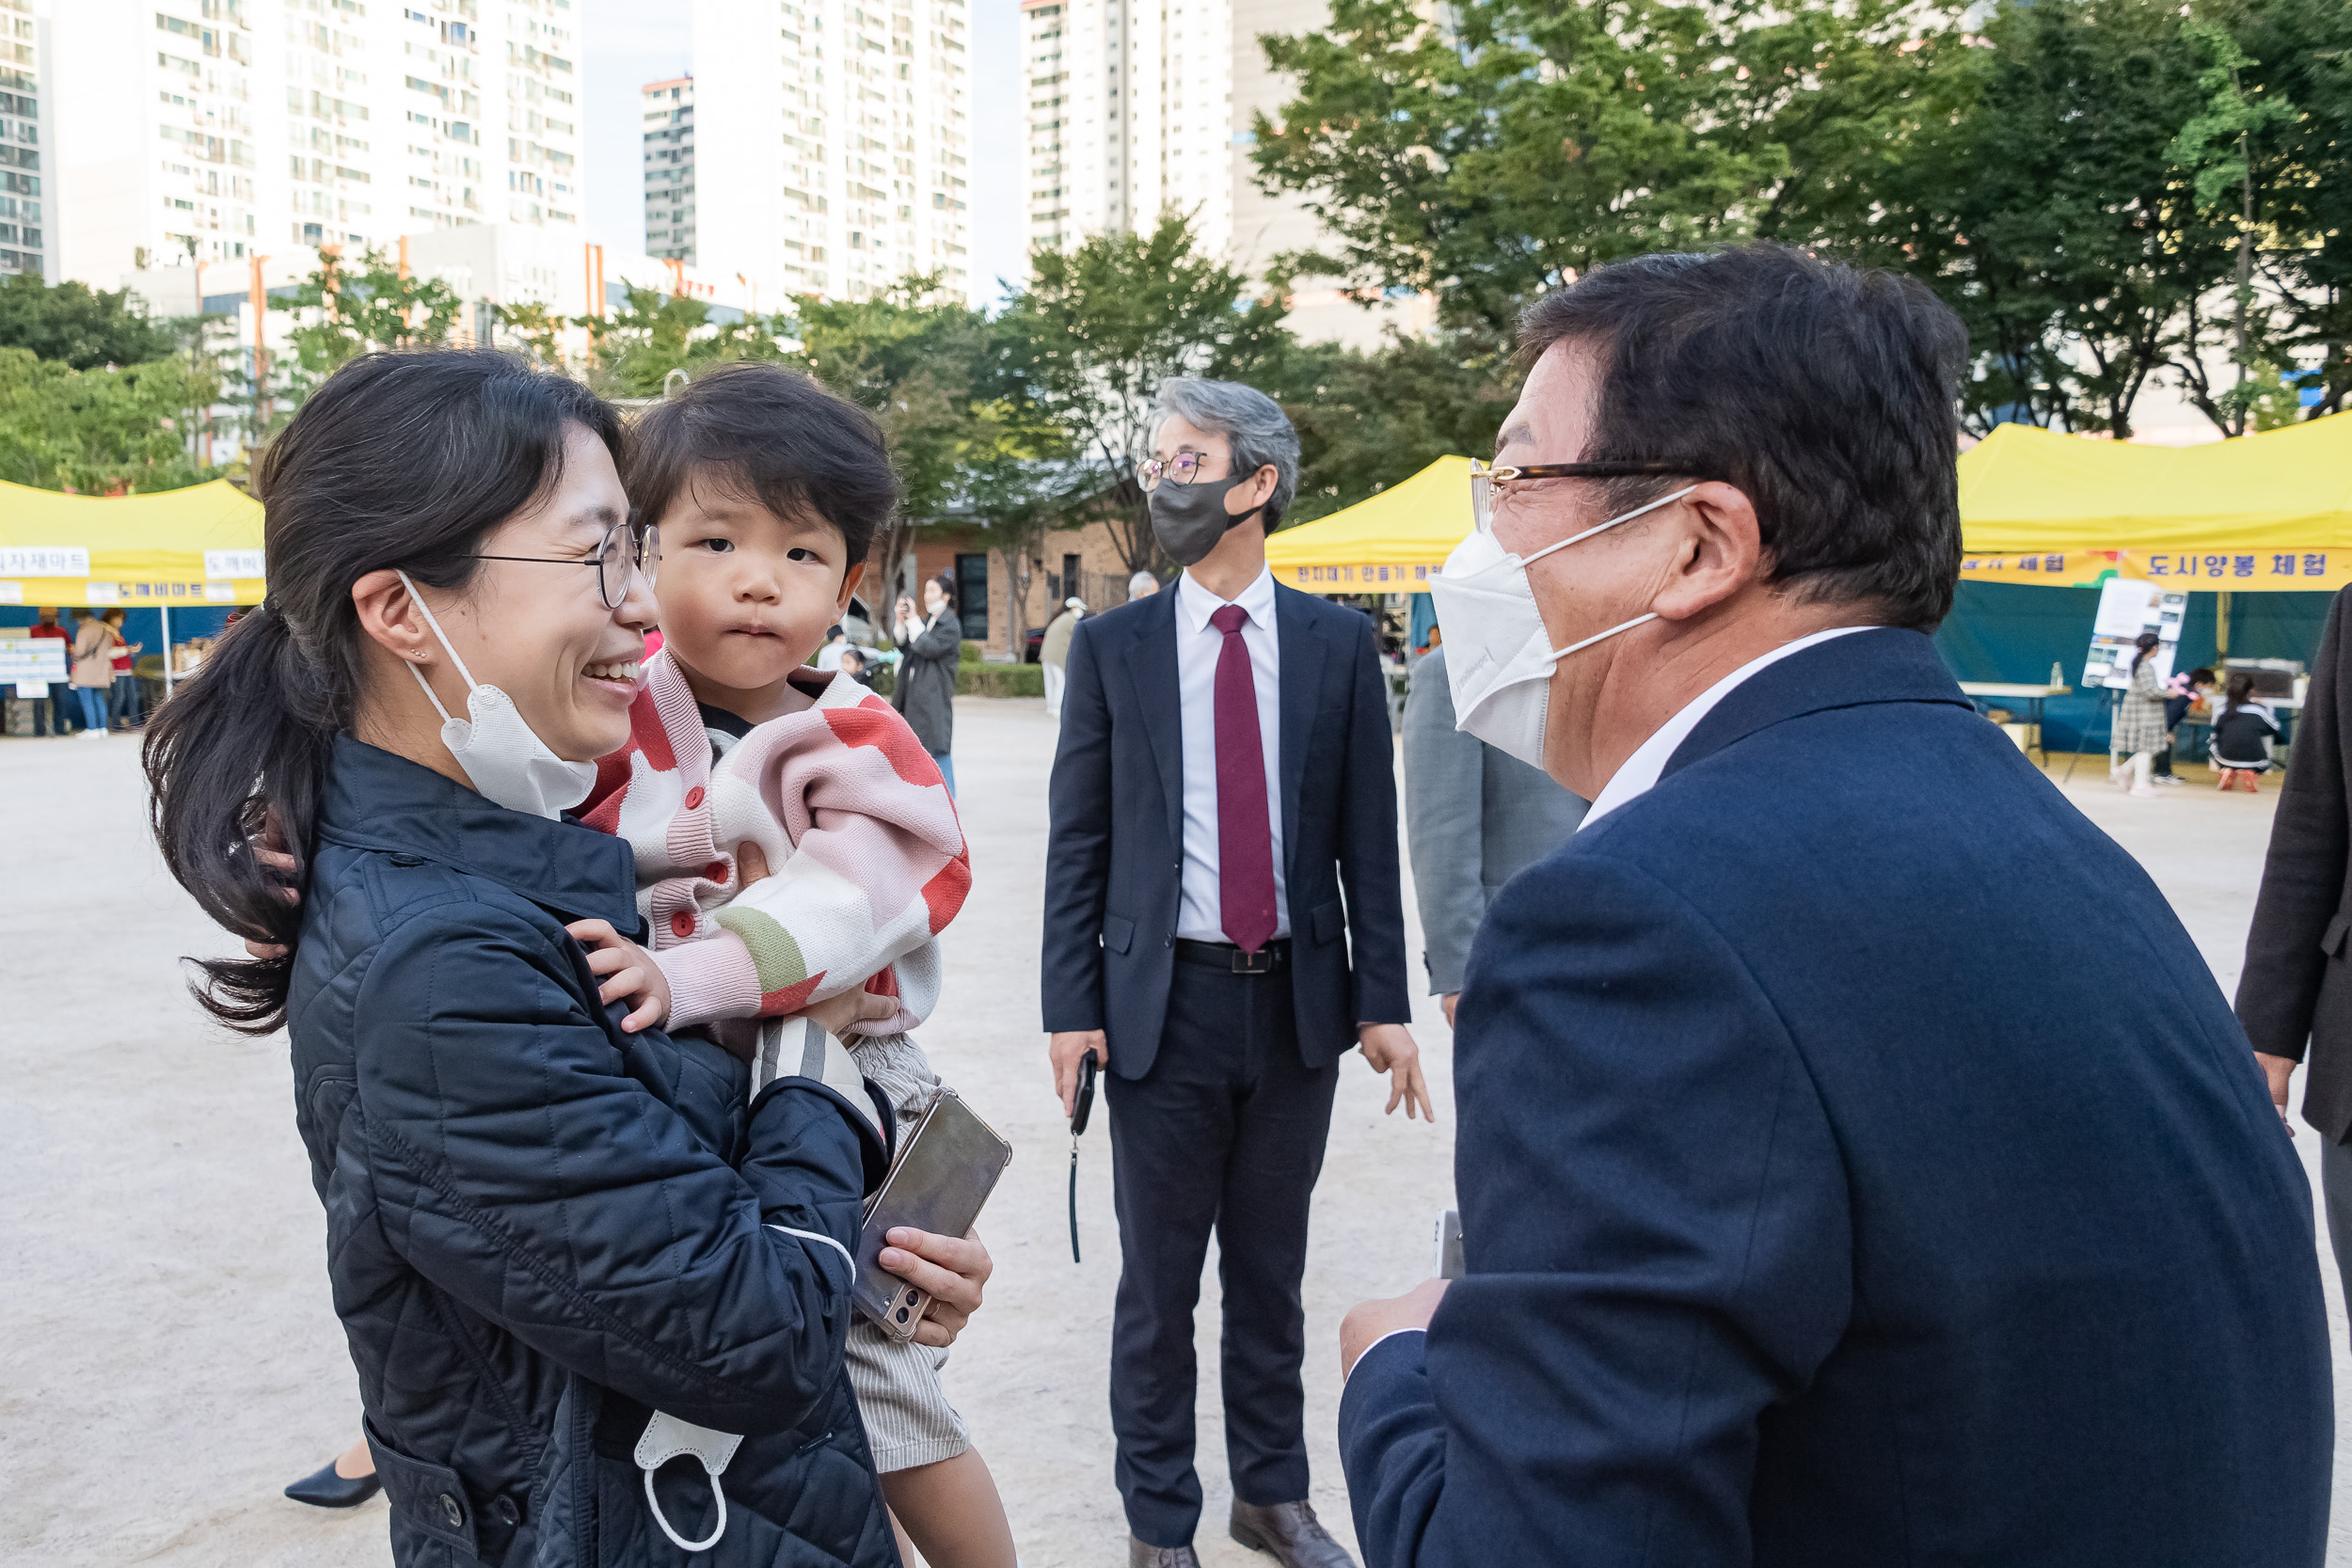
[892, 573, 962, 796]
[147, 350, 986, 1567]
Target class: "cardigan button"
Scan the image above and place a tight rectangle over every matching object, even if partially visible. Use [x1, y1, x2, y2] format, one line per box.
[683, 784, 706, 810]
[704, 860, 728, 884]
[437, 1493, 465, 1528]
[492, 1495, 522, 1527]
[670, 910, 695, 939]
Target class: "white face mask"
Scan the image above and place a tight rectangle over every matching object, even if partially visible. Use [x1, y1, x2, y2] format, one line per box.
[1427, 486, 1695, 770]
[397, 570, 600, 819]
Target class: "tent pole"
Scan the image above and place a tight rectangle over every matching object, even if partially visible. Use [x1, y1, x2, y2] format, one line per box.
[2216, 590, 2232, 667]
[161, 603, 173, 701]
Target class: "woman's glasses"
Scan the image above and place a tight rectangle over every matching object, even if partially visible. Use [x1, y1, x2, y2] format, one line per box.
[473, 518, 661, 609]
[1469, 459, 1706, 532]
[1136, 451, 1208, 492]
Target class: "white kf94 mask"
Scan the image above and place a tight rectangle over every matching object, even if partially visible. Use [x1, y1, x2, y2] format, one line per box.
[397, 570, 600, 819]
[1426, 486, 1696, 770]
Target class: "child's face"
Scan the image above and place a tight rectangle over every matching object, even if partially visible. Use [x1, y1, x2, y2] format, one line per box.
[654, 477, 866, 705]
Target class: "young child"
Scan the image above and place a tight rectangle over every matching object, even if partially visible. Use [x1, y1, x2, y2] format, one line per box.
[580, 363, 1016, 1568]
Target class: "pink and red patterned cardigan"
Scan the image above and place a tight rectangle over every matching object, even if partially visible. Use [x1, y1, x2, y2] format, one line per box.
[578, 648, 971, 1039]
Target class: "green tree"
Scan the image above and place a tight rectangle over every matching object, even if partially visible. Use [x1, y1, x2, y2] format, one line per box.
[2166, 15, 2300, 434]
[278, 245, 465, 382]
[490, 299, 569, 368]
[1270, 327, 1519, 525]
[994, 211, 1292, 575]
[0, 274, 170, 369]
[0, 346, 220, 492]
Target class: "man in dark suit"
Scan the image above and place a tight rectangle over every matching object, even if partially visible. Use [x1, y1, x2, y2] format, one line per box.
[2240, 586, 2352, 1311]
[1336, 245, 2331, 1566]
[1045, 377, 1432, 1568]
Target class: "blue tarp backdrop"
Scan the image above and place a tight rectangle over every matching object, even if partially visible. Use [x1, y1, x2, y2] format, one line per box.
[1932, 582, 2338, 751]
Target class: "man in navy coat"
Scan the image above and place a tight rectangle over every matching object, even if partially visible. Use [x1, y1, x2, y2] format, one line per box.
[1335, 245, 2333, 1565]
[1046, 378, 1433, 1568]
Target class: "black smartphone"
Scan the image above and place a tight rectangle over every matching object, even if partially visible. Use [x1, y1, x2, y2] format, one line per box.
[853, 1091, 1013, 1339]
[1073, 1051, 1099, 1136]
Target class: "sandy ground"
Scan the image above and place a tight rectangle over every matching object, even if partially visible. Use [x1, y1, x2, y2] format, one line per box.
[0, 703, 2345, 1566]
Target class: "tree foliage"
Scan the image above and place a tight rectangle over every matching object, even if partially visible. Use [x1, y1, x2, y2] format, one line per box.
[278, 245, 465, 382]
[0, 346, 220, 492]
[0, 274, 172, 370]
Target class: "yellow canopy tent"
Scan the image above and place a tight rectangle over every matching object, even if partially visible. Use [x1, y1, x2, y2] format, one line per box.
[1957, 412, 2352, 591]
[0, 478, 266, 695]
[0, 478, 267, 608]
[1264, 455, 1471, 593]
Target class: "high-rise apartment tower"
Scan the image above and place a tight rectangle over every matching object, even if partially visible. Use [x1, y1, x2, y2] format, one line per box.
[47, 0, 586, 284]
[0, 0, 44, 277]
[692, 0, 972, 303]
[643, 75, 694, 262]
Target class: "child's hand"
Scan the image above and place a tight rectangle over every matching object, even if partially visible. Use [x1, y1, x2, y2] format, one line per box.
[566, 918, 672, 1032]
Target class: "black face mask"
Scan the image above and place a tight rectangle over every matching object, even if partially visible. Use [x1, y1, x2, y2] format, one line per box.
[1148, 472, 1262, 567]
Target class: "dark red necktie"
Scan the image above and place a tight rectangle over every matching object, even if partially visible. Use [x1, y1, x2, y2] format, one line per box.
[1211, 603, 1278, 953]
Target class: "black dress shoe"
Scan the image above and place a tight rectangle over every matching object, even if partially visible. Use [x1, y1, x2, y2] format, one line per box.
[1231, 1499, 1356, 1568]
[1128, 1537, 1203, 1567]
[284, 1459, 382, 1509]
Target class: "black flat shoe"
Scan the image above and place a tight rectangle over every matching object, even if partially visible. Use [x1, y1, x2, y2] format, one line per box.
[284, 1459, 382, 1509]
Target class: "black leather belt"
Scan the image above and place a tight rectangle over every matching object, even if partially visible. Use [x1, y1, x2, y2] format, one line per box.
[1174, 937, 1291, 974]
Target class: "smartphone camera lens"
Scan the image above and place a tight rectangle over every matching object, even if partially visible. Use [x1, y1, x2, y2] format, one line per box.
[895, 1307, 911, 1323]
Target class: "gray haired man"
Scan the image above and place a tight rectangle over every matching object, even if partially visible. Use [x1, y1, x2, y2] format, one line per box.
[1043, 378, 1431, 1568]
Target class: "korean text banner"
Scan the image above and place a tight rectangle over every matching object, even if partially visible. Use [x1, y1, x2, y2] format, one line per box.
[0, 479, 266, 608]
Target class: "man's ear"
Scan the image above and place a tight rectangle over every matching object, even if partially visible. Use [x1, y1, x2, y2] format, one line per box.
[836, 560, 867, 615]
[1230, 463, 1279, 516]
[1649, 482, 1766, 623]
[352, 569, 438, 666]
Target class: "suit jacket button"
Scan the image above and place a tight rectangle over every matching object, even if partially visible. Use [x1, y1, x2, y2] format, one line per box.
[438, 1493, 465, 1528]
[493, 1495, 522, 1526]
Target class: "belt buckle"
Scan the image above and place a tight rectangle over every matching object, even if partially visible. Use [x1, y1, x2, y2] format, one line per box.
[1232, 945, 1275, 975]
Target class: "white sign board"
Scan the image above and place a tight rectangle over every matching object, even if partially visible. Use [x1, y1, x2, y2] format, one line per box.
[0, 546, 89, 577]
[2081, 578, 2186, 691]
[0, 633, 67, 686]
[203, 549, 265, 579]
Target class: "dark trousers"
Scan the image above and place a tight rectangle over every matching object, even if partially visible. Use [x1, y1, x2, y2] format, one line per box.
[2322, 1136, 2352, 1333]
[40, 681, 75, 735]
[1106, 959, 1339, 1547]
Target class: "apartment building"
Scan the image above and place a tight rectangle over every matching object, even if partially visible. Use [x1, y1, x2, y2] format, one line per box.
[1020, 0, 1420, 346]
[691, 0, 972, 303]
[0, 0, 45, 276]
[46, 0, 584, 287]
[643, 74, 693, 262]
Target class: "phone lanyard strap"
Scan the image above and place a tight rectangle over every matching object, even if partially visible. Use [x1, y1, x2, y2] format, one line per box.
[1069, 1137, 1083, 1265]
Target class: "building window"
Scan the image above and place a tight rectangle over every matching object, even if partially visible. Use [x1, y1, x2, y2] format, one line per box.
[954, 553, 989, 641]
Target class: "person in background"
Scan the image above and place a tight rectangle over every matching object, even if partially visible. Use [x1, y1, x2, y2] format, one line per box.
[2210, 673, 2281, 791]
[2240, 584, 2352, 1331]
[103, 608, 143, 732]
[1045, 376, 1430, 1568]
[1335, 244, 2328, 1566]
[2153, 665, 2217, 784]
[1402, 641, 1587, 1027]
[838, 645, 871, 686]
[894, 573, 961, 796]
[1129, 569, 1161, 600]
[28, 607, 73, 735]
[69, 610, 114, 738]
[815, 623, 850, 672]
[2108, 629, 2167, 797]
[1041, 594, 1085, 720]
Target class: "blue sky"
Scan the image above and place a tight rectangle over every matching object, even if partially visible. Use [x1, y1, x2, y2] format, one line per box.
[580, 0, 1026, 308]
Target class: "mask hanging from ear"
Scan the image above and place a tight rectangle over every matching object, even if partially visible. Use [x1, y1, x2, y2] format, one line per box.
[396, 571, 599, 819]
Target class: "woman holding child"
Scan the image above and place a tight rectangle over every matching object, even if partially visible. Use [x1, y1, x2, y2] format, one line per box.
[148, 351, 1000, 1567]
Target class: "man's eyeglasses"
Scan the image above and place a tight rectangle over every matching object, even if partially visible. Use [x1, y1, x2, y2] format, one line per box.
[1470, 459, 1706, 532]
[1136, 451, 1210, 492]
[473, 518, 660, 609]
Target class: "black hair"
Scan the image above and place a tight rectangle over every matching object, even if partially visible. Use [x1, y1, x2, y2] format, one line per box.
[2189, 666, 2217, 686]
[930, 573, 957, 611]
[1517, 243, 1968, 632]
[626, 362, 898, 572]
[143, 349, 622, 1034]
[2225, 672, 2256, 714]
[2133, 630, 2162, 672]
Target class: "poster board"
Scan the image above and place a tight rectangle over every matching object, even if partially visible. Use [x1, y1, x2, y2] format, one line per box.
[2081, 578, 2185, 690]
[0, 632, 65, 698]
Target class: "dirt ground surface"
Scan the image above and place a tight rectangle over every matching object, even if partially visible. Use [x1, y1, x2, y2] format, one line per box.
[3, 702, 2348, 1566]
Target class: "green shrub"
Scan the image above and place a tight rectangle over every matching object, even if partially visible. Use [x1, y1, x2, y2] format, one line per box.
[959, 639, 984, 665]
[955, 663, 1045, 699]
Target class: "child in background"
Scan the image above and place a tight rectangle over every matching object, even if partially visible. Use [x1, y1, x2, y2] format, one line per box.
[577, 363, 1017, 1568]
[2153, 665, 2215, 786]
[2211, 673, 2281, 792]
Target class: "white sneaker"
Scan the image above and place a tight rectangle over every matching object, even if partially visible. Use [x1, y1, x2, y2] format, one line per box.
[76, 728, 106, 740]
[2129, 784, 2154, 798]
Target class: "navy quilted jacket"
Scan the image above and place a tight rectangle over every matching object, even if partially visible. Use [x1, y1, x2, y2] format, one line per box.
[287, 736, 900, 1567]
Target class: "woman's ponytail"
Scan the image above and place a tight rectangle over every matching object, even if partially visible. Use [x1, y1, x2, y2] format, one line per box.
[139, 347, 623, 1035]
[143, 599, 341, 1032]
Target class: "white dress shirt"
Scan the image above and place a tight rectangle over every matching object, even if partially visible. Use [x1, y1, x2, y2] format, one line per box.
[1580, 626, 1876, 831]
[1174, 565, 1290, 942]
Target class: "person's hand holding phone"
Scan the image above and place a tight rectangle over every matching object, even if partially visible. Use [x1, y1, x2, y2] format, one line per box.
[877, 1227, 993, 1347]
[1051, 1029, 1107, 1118]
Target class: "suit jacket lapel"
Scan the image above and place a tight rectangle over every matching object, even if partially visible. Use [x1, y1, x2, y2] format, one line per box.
[1274, 586, 1326, 875]
[1125, 586, 1186, 848]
